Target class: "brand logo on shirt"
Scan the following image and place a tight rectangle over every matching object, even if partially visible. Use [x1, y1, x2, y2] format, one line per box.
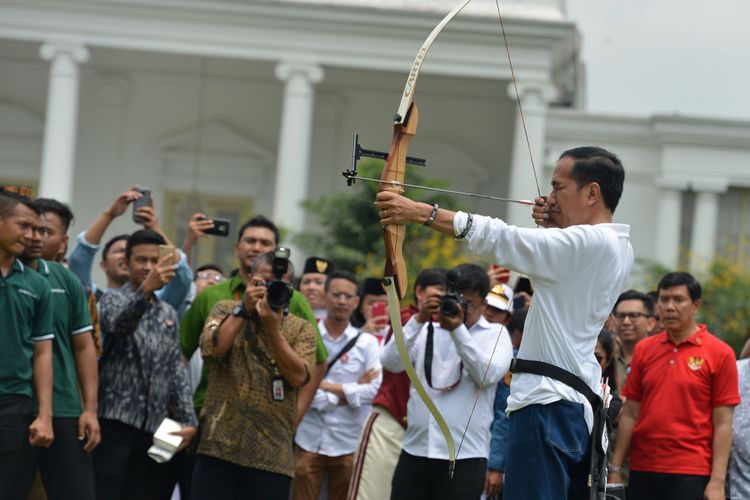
[17, 288, 38, 299]
[341, 353, 349, 363]
[688, 356, 704, 371]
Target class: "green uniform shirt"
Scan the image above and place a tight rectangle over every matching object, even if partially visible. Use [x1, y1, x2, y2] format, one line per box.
[180, 274, 328, 409]
[34, 260, 93, 417]
[0, 258, 54, 399]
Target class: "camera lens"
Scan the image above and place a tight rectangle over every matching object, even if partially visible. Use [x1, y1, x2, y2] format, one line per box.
[267, 281, 292, 311]
[439, 298, 459, 317]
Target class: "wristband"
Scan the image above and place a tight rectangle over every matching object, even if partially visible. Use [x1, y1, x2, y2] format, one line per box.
[423, 203, 439, 227]
[455, 213, 473, 240]
[608, 463, 622, 473]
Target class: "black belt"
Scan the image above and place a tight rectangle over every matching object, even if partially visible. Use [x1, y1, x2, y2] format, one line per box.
[509, 358, 601, 411]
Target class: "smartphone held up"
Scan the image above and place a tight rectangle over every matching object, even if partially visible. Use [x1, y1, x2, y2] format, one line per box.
[132, 187, 151, 223]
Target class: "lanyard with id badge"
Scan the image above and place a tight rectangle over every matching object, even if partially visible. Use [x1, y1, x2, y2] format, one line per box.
[240, 302, 287, 402]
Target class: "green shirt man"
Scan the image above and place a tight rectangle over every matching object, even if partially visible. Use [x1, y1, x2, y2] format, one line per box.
[0, 258, 54, 399]
[33, 259, 94, 416]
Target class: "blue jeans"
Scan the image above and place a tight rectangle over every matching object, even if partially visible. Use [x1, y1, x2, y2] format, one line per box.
[503, 400, 590, 500]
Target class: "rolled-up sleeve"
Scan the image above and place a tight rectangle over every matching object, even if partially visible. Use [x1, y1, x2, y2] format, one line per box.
[68, 231, 100, 290]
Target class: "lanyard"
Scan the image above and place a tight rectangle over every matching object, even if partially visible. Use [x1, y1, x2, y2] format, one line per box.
[423, 322, 462, 392]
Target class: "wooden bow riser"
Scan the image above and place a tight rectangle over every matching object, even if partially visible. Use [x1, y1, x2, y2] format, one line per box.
[381, 103, 420, 300]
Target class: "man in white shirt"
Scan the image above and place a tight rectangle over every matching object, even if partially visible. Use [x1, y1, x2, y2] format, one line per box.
[375, 146, 632, 500]
[381, 264, 513, 500]
[294, 271, 382, 500]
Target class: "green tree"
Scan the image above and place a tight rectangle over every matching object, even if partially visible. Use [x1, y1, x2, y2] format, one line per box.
[295, 159, 469, 294]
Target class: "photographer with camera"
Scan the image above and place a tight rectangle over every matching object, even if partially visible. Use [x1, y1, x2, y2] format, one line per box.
[381, 264, 513, 500]
[191, 258, 316, 500]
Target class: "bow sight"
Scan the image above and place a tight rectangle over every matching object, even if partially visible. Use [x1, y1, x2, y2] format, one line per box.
[342, 133, 427, 187]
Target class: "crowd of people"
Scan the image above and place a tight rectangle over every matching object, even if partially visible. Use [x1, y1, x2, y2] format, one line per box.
[1, 145, 749, 500]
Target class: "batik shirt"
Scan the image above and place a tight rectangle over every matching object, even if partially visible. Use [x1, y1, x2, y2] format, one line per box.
[98, 283, 197, 433]
[198, 300, 316, 477]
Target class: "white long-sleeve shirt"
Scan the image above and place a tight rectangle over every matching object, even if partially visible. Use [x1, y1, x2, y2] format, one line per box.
[295, 321, 382, 457]
[381, 315, 513, 460]
[454, 212, 633, 431]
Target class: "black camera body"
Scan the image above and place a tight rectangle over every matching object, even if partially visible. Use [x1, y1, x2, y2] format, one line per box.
[266, 247, 292, 311]
[439, 269, 467, 318]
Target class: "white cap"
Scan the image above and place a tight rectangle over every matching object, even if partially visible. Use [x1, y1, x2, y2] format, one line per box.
[486, 284, 513, 313]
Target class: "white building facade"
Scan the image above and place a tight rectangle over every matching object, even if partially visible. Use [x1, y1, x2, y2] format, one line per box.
[1, 0, 749, 278]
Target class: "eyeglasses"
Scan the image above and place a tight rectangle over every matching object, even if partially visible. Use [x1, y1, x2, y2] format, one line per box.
[197, 272, 225, 282]
[613, 312, 650, 321]
[329, 291, 357, 300]
[465, 301, 484, 312]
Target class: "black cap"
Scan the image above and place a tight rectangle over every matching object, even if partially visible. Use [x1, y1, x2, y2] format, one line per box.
[362, 277, 385, 297]
[302, 256, 335, 276]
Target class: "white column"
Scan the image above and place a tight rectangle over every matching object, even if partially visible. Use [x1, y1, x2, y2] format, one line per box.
[505, 83, 556, 227]
[272, 62, 324, 259]
[38, 42, 89, 203]
[654, 178, 685, 269]
[690, 183, 725, 266]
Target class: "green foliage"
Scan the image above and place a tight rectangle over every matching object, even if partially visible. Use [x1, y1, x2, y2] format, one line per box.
[635, 256, 750, 354]
[294, 159, 469, 292]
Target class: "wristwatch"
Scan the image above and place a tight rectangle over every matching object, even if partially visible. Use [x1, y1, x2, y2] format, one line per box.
[231, 304, 251, 320]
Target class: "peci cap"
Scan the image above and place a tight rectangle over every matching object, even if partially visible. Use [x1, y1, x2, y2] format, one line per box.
[486, 283, 514, 313]
[361, 277, 385, 297]
[302, 256, 335, 276]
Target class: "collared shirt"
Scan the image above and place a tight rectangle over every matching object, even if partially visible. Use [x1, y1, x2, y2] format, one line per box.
[180, 273, 327, 409]
[622, 325, 740, 476]
[381, 315, 513, 460]
[454, 212, 633, 431]
[198, 300, 317, 477]
[68, 231, 194, 311]
[295, 321, 382, 457]
[34, 260, 93, 417]
[98, 283, 197, 432]
[0, 258, 54, 399]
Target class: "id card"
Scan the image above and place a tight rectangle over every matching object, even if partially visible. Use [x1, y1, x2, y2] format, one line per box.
[272, 376, 285, 401]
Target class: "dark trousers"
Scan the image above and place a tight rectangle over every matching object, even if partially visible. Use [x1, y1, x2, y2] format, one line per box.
[503, 401, 591, 500]
[159, 450, 195, 500]
[93, 418, 163, 500]
[628, 470, 710, 500]
[390, 451, 486, 500]
[0, 396, 36, 500]
[38, 417, 95, 500]
[191, 454, 292, 500]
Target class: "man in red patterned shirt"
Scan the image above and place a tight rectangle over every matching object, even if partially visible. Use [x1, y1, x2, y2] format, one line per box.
[609, 272, 740, 500]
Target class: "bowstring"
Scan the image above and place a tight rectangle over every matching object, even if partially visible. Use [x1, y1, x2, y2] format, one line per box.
[455, 0, 539, 461]
[496, 0, 542, 199]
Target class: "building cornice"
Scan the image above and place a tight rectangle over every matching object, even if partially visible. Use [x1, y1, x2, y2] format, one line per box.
[547, 108, 750, 150]
[0, 0, 575, 86]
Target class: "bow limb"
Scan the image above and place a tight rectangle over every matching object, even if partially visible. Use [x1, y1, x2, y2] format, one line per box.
[383, 278, 457, 477]
[379, 1, 473, 476]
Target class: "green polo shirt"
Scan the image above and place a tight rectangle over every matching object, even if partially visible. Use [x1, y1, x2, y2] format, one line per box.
[34, 260, 93, 417]
[0, 258, 54, 400]
[180, 274, 328, 409]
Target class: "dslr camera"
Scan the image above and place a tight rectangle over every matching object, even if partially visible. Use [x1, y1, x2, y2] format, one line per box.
[439, 269, 468, 318]
[265, 247, 292, 311]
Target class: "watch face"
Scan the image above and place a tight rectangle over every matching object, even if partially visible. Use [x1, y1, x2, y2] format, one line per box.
[232, 305, 247, 318]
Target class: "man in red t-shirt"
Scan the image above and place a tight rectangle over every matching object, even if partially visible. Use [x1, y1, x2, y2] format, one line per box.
[347, 269, 447, 500]
[609, 272, 740, 500]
